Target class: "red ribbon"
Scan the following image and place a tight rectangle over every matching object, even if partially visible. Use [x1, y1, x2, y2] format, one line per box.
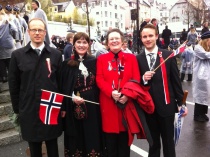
[158, 52, 170, 104]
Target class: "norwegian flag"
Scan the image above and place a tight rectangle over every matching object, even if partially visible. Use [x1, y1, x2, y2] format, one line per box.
[39, 90, 64, 125]
[112, 80, 115, 89]
[118, 56, 125, 79]
[170, 44, 186, 58]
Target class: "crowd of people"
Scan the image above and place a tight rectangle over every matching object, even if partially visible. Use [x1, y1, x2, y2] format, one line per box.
[0, 1, 210, 157]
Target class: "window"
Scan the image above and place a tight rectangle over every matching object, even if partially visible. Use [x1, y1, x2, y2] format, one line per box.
[105, 11, 108, 17]
[160, 13, 162, 16]
[115, 5, 117, 9]
[104, 1, 107, 7]
[115, 13, 117, 18]
[101, 21, 103, 27]
[96, 12, 99, 15]
[110, 21, 112, 26]
[91, 2, 95, 8]
[115, 22, 118, 28]
[101, 11, 103, 17]
[105, 21, 108, 27]
[110, 12, 112, 18]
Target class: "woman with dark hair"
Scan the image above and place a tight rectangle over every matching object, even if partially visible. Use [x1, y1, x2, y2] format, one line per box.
[60, 32, 104, 156]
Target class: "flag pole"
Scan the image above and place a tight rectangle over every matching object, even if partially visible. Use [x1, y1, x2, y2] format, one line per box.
[153, 42, 187, 72]
[41, 89, 99, 105]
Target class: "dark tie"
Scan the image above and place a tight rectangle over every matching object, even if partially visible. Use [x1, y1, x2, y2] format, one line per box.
[35, 49, 41, 56]
[148, 53, 155, 70]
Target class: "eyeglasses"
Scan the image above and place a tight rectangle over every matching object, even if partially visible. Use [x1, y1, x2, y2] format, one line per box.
[29, 29, 46, 34]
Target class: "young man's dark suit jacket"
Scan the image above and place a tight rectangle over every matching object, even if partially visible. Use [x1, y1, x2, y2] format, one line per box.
[136, 49, 183, 116]
[136, 48, 183, 157]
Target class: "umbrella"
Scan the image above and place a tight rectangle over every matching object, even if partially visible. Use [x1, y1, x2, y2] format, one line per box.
[174, 90, 188, 146]
[67, 29, 77, 33]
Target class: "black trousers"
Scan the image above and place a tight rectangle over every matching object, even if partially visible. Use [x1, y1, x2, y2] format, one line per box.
[180, 73, 192, 81]
[0, 58, 10, 78]
[194, 103, 208, 115]
[146, 112, 175, 157]
[105, 132, 130, 157]
[28, 138, 59, 157]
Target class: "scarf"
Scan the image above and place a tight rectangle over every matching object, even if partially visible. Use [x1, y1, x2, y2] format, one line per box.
[158, 51, 170, 104]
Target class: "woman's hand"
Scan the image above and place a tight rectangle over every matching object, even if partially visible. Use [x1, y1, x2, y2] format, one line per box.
[73, 96, 85, 105]
[61, 111, 66, 118]
[119, 95, 128, 104]
[112, 90, 121, 102]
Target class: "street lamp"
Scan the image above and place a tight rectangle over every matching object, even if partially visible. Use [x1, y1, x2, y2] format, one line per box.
[80, 0, 91, 38]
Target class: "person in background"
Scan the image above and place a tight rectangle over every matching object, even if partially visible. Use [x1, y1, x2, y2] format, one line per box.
[96, 28, 141, 157]
[162, 25, 172, 49]
[30, 0, 51, 46]
[180, 28, 188, 44]
[13, 6, 28, 46]
[201, 22, 209, 35]
[187, 26, 198, 49]
[60, 32, 104, 156]
[158, 37, 165, 49]
[180, 43, 194, 82]
[8, 18, 63, 157]
[95, 40, 108, 58]
[170, 37, 179, 50]
[140, 18, 150, 32]
[63, 32, 74, 60]
[0, 6, 17, 83]
[193, 31, 210, 122]
[121, 39, 132, 54]
[23, 12, 29, 24]
[136, 24, 188, 157]
[57, 37, 65, 53]
[151, 18, 160, 47]
[5, 4, 23, 49]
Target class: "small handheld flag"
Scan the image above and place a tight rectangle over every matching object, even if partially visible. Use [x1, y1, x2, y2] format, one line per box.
[39, 90, 64, 125]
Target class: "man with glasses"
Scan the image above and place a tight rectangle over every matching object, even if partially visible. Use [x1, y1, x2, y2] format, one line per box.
[8, 18, 63, 157]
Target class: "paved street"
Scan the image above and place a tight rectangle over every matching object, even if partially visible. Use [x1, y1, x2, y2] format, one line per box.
[0, 81, 210, 157]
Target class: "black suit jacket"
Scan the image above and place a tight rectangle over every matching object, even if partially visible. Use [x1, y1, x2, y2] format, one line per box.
[136, 49, 183, 117]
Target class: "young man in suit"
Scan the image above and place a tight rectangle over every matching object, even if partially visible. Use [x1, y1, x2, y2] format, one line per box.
[136, 24, 188, 157]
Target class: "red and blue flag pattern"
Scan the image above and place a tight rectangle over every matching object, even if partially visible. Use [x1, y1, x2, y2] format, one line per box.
[39, 90, 64, 125]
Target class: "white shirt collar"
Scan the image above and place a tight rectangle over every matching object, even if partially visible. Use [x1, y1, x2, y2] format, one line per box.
[145, 45, 158, 56]
[30, 42, 45, 52]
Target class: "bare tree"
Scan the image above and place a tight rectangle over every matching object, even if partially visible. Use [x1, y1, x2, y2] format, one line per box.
[183, 0, 206, 28]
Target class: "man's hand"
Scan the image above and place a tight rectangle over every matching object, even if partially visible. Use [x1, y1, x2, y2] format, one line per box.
[143, 71, 155, 81]
[178, 106, 188, 117]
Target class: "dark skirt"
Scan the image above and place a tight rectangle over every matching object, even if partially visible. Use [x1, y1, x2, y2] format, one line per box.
[64, 90, 105, 157]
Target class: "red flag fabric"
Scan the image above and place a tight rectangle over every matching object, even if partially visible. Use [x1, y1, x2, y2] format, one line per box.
[39, 90, 64, 125]
[170, 44, 186, 58]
